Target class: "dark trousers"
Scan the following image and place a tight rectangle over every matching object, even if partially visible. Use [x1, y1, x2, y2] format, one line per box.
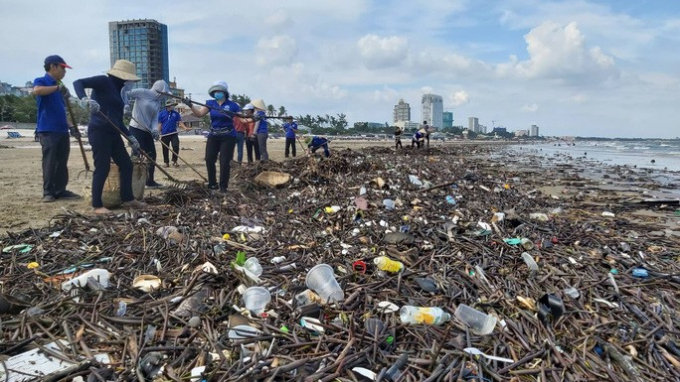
[412, 140, 422, 148]
[205, 135, 236, 191]
[161, 134, 179, 164]
[246, 136, 260, 162]
[88, 129, 134, 208]
[311, 142, 330, 158]
[285, 137, 296, 158]
[236, 132, 245, 163]
[257, 132, 269, 161]
[426, 135, 430, 147]
[395, 137, 402, 149]
[130, 128, 156, 184]
[39, 132, 70, 197]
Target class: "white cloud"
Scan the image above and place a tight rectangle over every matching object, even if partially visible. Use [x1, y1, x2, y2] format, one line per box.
[357, 34, 409, 69]
[569, 94, 588, 103]
[521, 103, 539, 112]
[506, 21, 618, 85]
[265, 10, 294, 31]
[256, 35, 298, 66]
[450, 90, 470, 106]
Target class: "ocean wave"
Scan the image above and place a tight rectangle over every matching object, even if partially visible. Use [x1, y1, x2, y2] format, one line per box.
[632, 146, 651, 150]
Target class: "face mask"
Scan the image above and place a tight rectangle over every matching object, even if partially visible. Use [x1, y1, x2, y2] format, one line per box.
[214, 92, 225, 100]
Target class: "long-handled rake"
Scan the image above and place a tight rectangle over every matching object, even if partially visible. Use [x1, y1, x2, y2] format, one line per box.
[96, 111, 190, 188]
[64, 97, 91, 178]
[158, 91, 296, 120]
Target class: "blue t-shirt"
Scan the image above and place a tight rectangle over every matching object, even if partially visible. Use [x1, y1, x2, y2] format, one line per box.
[33, 74, 69, 134]
[283, 121, 298, 139]
[206, 99, 240, 137]
[308, 136, 327, 148]
[158, 109, 182, 135]
[73, 75, 130, 136]
[255, 111, 268, 134]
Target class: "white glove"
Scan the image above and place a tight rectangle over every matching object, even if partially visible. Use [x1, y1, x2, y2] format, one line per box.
[123, 105, 131, 117]
[80, 97, 100, 114]
[128, 135, 140, 152]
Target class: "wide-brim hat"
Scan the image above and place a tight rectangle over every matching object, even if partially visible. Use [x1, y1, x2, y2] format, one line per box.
[243, 103, 254, 110]
[165, 99, 177, 107]
[419, 128, 427, 134]
[251, 98, 266, 111]
[107, 60, 140, 81]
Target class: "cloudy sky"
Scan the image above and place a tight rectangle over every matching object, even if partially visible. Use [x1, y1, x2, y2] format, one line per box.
[2, 0, 680, 138]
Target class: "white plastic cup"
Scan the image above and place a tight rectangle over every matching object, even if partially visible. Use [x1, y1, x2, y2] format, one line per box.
[242, 286, 271, 315]
[305, 264, 344, 303]
[454, 304, 497, 335]
[244, 257, 263, 276]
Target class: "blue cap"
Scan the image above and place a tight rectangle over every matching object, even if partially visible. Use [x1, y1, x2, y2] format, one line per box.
[44, 55, 72, 69]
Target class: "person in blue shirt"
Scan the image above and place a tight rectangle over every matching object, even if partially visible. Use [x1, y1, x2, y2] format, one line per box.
[32, 55, 81, 203]
[73, 59, 144, 214]
[412, 128, 425, 149]
[251, 98, 269, 161]
[305, 136, 330, 158]
[182, 80, 240, 192]
[283, 116, 298, 158]
[157, 99, 188, 167]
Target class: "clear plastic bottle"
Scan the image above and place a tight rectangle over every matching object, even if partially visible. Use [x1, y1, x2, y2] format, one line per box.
[399, 306, 451, 325]
[373, 256, 403, 273]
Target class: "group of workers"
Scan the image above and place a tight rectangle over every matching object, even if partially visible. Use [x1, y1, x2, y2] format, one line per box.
[33, 55, 331, 214]
[394, 121, 432, 150]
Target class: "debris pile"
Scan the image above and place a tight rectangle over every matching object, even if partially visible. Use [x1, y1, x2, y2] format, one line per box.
[1, 144, 679, 381]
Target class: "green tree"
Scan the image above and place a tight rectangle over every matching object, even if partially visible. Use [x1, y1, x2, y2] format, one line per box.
[278, 106, 286, 117]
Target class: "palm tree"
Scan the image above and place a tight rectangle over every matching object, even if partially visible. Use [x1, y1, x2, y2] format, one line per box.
[278, 106, 287, 117]
[267, 104, 276, 117]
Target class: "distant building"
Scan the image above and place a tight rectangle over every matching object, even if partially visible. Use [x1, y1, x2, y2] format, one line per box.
[479, 125, 487, 134]
[422, 94, 443, 128]
[168, 77, 184, 98]
[492, 127, 507, 134]
[468, 117, 479, 133]
[442, 111, 453, 128]
[395, 121, 421, 130]
[0, 80, 32, 97]
[109, 19, 169, 89]
[393, 99, 411, 123]
[530, 124, 539, 137]
[515, 129, 530, 137]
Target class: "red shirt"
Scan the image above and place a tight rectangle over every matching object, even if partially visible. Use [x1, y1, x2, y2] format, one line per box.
[234, 117, 255, 135]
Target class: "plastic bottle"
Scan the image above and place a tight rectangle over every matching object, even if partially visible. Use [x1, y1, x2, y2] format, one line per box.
[454, 304, 497, 335]
[445, 195, 456, 205]
[399, 306, 451, 325]
[383, 199, 395, 210]
[373, 256, 403, 273]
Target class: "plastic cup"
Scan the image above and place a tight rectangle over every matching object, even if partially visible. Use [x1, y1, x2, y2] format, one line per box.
[242, 286, 271, 315]
[244, 257, 263, 276]
[305, 264, 344, 303]
[454, 304, 497, 335]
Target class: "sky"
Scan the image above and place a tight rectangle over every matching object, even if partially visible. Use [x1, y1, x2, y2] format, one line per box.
[2, 0, 680, 138]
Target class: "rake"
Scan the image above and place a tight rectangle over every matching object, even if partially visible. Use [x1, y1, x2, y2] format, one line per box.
[64, 96, 91, 178]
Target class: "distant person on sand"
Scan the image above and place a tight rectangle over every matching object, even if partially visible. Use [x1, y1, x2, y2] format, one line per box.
[157, 99, 189, 167]
[412, 128, 425, 148]
[251, 99, 269, 162]
[394, 125, 403, 149]
[423, 121, 431, 148]
[305, 136, 330, 158]
[236, 103, 259, 163]
[125, 79, 170, 188]
[73, 59, 145, 214]
[283, 116, 298, 158]
[182, 80, 240, 192]
[32, 55, 81, 203]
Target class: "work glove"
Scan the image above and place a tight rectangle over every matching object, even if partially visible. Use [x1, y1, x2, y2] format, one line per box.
[69, 126, 81, 139]
[80, 97, 100, 114]
[127, 135, 141, 152]
[151, 129, 160, 141]
[181, 97, 193, 107]
[58, 82, 71, 99]
[123, 105, 132, 117]
[252, 113, 263, 122]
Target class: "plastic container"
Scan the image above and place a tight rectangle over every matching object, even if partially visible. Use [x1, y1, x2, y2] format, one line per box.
[305, 264, 344, 303]
[373, 256, 403, 273]
[632, 268, 649, 278]
[399, 306, 451, 325]
[520, 238, 534, 250]
[61, 269, 111, 292]
[242, 286, 271, 315]
[563, 287, 580, 299]
[243, 257, 263, 276]
[521, 252, 538, 272]
[454, 304, 497, 335]
[383, 199, 395, 210]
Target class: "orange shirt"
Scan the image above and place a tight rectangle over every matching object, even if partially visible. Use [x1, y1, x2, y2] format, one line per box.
[234, 117, 255, 136]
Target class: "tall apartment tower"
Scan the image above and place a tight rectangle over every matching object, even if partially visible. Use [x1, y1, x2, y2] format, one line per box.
[422, 94, 443, 128]
[468, 117, 479, 132]
[530, 124, 539, 137]
[109, 19, 169, 89]
[442, 111, 453, 128]
[393, 99, 411, 123]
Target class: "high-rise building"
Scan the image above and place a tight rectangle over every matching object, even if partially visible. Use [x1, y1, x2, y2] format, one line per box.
[422, 94, 443, 128]
[468, 117, 479, 132]
[109, 19, 169, 89]
[393, 99, 411, 123]
[530, 124, 539, 137]
[442, 111, 453, 128]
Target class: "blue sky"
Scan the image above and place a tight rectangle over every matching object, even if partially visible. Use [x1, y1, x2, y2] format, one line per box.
[2, 0, 680, 137]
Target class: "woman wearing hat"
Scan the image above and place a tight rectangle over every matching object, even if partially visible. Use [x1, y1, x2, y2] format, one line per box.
[251, 99, 269, 162]
[157, 99, 189, 167]
[182, 81, 241, 192]
[73, 59, 145, 214]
